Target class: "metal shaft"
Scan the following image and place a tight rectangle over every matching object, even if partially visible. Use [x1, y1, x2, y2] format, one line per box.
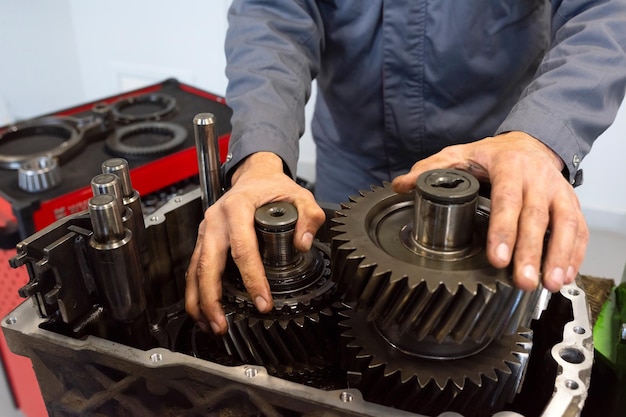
[89, 194, 125, 243]
[413, 169, 479, 252]
[193, 113, 223, 211]
[88, 193, 146, 323]
[101, 158, 150, 266]
[255, 202, 298, 267]
[91, 173, 125, 217]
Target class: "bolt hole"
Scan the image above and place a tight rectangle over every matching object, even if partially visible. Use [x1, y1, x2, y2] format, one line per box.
[5, 317, 17, 325]
[568, 288, 580, 296]
[150, 353, 163, 363]
[432, 176, 464, 189]
[340, 392, 353, 403]
[565, 380, 579, 390]
[572, 326, 586, 335]
[269, 207, 286, 217]
[559, 347, 585, 364]
[245, 367, 258, 378]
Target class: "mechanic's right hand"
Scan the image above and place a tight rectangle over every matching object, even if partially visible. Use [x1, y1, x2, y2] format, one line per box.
[185, 152, 326, 335]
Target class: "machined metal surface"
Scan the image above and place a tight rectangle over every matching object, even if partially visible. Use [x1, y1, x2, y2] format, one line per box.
[331, 182, 541, 360]
[0, 117, 86, 170]
[193, 113, 223, 210]
[105, 121, 187, 159]
[2, 165, 594, 416]
[111, 92, 177, 124]
[101, 157, 150, 266]
[17, 155, 62, 193]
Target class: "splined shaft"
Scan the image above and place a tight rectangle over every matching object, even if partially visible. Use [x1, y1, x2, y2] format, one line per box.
[413, 168, 479, 254]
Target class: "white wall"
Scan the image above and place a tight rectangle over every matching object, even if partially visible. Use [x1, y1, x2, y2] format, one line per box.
[0, 0, 624, 279]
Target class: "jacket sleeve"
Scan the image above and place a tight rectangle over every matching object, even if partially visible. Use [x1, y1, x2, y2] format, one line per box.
[222, 0, 324, 184]
[496, 0, 626, 183]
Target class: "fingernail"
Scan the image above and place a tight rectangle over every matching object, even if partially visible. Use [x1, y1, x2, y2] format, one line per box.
[255, 296, 269, 312]
[496, 243, 509, 263]
[549, 267, 565, 287]
[522, 264, 538, 286]
[302, 232, 314, 251]
[209, 321, 222, 334]
[566, 265, 576, 283]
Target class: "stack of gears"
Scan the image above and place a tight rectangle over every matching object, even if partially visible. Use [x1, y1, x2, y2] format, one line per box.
[191, 168, 542, 416]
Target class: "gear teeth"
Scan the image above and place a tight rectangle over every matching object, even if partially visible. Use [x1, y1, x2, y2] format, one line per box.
[331, 181, 540, 357]
[340, 308, 532, 417]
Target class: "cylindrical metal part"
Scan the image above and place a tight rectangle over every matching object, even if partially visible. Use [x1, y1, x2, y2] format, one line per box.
[193, 113, 223, 211]
[102, 158, 133, 197]
[101, 158, 150, 266]
[18, 155, 62, 193]
[88, 194, 125, 243]
[91, 173, 125, 216]
[255, 202, 298, 267]
[88, 194, 147, 323]
[413, 169, 479, 252]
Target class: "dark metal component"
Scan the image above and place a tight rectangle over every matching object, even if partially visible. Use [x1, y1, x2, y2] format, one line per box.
[87, 194, 146, 323]
[110, 92, 177, 124]
[17, 155, 62, 193]
[102, 158, 150, 266]
[215, 201, 340, 372]
[340, 307, 532, 417]
[3, 172, 594, 416]
[193, 113, 223, 211]
[255, 202, 298, 267]
[0, 117, 83, 170]
[88, 194, 124, 242]
[90, 174, 125, 216]
[331, 181, 542, 359]
[412, 169, 479, 255]
[105, 121, 187, 160]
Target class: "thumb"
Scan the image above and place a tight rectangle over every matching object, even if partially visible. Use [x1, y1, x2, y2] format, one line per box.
[392, 172, 420, 193]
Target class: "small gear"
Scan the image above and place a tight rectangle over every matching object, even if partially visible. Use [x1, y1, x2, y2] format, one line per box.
[209, 203, 344, 378]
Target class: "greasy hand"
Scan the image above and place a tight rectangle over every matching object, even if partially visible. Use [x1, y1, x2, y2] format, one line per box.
[392, 131, 588, 293]
[185, 152, 326, 334]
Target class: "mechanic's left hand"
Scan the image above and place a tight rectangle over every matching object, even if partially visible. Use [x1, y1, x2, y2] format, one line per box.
[391, 131, 588, 293]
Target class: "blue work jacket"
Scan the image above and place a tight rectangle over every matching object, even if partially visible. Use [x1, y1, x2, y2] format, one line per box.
[223, 0, 626, 203]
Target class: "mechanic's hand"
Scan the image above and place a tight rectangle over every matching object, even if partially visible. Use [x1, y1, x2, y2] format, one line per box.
[185, 152, 326, 335]
[392, 131, 588, 293]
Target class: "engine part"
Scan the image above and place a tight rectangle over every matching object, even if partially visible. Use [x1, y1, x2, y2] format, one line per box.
[2, 156, 594, 416]
[212, 202, 340, 378]
[331, 174, 541, 359]
[340, 307, 532, 417]
[17, 155, 62, 193]
[105, 121, 187, 160]
[0, 116, 94, 170]
[193, 112, 223, 211]
[111, 92, 177, 124]
[330, 171, 544, 415]
[101, 157, 150, 266]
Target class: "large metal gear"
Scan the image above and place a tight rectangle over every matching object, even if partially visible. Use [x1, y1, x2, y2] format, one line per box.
[330, 170, 543, 414]
[340, 308, 532, 417]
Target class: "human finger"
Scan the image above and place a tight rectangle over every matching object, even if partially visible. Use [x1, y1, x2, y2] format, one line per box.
[185, 221, 209, 330]
[292, 188, 326, 253]
[542, 189, 588, 289]
[226, 197, 273, 314]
